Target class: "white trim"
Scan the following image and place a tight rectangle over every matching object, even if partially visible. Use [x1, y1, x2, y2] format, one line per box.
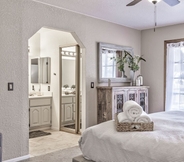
[31, 0, 134, 30]
[51, 126, 59, 131]
[3, 155, 30, 162]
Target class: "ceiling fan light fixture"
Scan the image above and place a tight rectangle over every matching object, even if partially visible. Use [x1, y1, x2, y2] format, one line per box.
[148, 0, 161, 4]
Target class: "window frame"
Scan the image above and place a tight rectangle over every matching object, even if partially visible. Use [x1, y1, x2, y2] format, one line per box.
[164, 38, 184, 110]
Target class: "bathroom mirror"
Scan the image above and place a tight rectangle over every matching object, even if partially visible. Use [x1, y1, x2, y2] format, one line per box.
[41, 57, 51, 84]
[98, 42, 133, 83]
[31, 58, 39, 83]
[31, 57, 51, 84]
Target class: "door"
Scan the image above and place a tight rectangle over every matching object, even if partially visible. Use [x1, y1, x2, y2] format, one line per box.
[138, 89, 148, 113]
[60, 45, 82, 134]
[114, 90, 126, 115]
[127, 89, 137, 101]
[41, 106, 51, 125]
[64, 103, 73, 122]
[30, 107, 41, 127]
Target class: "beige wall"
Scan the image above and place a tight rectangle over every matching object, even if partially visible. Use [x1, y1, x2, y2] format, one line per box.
[0, 0, 141, 160]
[141, 23, 184, 113]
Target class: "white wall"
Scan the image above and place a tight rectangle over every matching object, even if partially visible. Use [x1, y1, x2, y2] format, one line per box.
[0, 0, 141, 160]
[141, 23, 184, 113]
[28, 32, 41, 92]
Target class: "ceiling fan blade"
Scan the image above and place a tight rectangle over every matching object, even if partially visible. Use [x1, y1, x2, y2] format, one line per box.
[163, 0, 180, 6]
[126, 0, 142, 6]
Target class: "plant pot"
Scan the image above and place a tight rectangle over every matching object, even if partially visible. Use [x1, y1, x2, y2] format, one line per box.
[130, 70, 136, 86]
[122, 71, 127, 78]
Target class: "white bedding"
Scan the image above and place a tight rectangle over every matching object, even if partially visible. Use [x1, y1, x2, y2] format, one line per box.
[79, 111, 184, 162]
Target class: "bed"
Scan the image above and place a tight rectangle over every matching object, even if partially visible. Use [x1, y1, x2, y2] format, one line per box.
[78, 110, 184, 162]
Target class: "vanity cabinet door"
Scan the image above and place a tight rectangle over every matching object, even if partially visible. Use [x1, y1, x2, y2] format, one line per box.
[61, 104, 64, 122]
[64, 103, 73, 122]
[73, 104, 76, 121]
[30, 107, 42, 127]
[41, 106, 51, 125]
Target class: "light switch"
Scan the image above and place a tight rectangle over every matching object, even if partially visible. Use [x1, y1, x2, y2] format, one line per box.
[91, 82, 94, 88]
[8, 82, 13, 91]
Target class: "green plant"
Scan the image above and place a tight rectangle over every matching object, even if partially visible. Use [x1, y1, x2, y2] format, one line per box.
[71, 85, 75, 89]
[63, 84, 69, 89]
[111, 51, 146, 73]
[124, 51, 146, 72]
[111, 53, 128, 73]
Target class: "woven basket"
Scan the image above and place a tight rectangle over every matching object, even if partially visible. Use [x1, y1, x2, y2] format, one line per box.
[115, 114, 154, 132]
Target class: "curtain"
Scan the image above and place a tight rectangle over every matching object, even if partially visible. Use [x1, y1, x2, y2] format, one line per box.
[165, 42, 184, 111]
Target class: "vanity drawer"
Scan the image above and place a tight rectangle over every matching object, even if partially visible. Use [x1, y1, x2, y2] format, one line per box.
[29, 98, 51, 107]
[62, 97, 72, 103]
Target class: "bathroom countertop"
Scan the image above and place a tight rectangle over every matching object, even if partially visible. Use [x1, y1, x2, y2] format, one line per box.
[62, 94, 75, 97]
[29, 95, 52, 99]
[29, 92, 53, 99]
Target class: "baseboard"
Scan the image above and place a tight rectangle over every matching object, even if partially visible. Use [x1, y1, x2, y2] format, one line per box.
[3, 154, 30, 162]
[51, 127, 59, 131]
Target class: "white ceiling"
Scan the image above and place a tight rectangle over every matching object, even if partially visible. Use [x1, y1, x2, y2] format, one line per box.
[33, 0, 184, 30]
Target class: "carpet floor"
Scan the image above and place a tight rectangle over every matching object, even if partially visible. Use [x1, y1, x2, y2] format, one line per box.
[20, 146, 82, 162]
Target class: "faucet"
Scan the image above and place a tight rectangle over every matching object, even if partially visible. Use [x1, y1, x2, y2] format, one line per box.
[39, 84, 41, 92]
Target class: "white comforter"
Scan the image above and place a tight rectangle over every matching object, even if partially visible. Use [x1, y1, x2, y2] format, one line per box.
[79, 111, 184, 162]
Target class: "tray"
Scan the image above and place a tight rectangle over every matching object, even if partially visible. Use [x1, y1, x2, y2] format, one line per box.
[115, 114, 154, 132]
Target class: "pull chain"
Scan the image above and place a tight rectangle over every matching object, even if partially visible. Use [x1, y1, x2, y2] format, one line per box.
[154, 4, 157, 32]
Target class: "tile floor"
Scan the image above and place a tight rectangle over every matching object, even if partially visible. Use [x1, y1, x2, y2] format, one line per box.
[29, 130, 81, 157]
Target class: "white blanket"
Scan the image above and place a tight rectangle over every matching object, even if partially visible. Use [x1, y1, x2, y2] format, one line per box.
[135, 111, 152, 123]
[117, 112, 132, 123]
[79, 110, 184, 162]
[123, 100, 143, 121]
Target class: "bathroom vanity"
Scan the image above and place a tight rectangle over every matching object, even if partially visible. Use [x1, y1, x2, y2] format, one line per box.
[61, 95, 81, 127]
[29, 95, 52, 130]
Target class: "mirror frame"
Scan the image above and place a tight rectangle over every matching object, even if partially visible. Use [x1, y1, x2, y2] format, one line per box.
[30, 57, 51, 84]
[40, 57, 51, 84]
[31, 57, 40, 84]
[98, 42, 134, 83]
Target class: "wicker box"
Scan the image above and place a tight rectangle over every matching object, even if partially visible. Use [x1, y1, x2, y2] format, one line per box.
[115, 114, 154, 132]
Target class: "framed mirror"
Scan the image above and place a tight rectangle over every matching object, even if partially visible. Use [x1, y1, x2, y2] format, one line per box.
[31, 57, 51, 84]
[31, 58, 39, 83]
[98, 42, 134, 83]
[41, 57, 51, 84]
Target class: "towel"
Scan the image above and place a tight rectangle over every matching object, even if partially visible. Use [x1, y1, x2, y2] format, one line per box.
[134, 111, 152, 123]
[123, 100, 143, 121]
[117, 112, 132, 123]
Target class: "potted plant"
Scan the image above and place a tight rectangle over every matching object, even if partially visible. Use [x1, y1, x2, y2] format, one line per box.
[124, 50, 146, 85]
[111, 52, 129, 78]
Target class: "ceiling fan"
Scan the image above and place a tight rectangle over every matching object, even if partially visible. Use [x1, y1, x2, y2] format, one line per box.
[126, 0, 180, 6]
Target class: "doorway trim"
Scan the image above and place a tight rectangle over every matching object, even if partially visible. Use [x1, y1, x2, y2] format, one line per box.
[59, 43, 86, 133]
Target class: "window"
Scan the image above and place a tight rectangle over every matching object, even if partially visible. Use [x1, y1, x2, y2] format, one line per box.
[165, 41, 184, 111]
[101, 49, 116, 78]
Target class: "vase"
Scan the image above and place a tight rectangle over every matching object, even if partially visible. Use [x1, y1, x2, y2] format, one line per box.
[130, 70, 136, 86]
[122, 71, 127, 78]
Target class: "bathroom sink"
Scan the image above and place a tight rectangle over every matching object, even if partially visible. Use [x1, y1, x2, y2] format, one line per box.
[29, 92, 52, 98]
[29, 93, 43, 97]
